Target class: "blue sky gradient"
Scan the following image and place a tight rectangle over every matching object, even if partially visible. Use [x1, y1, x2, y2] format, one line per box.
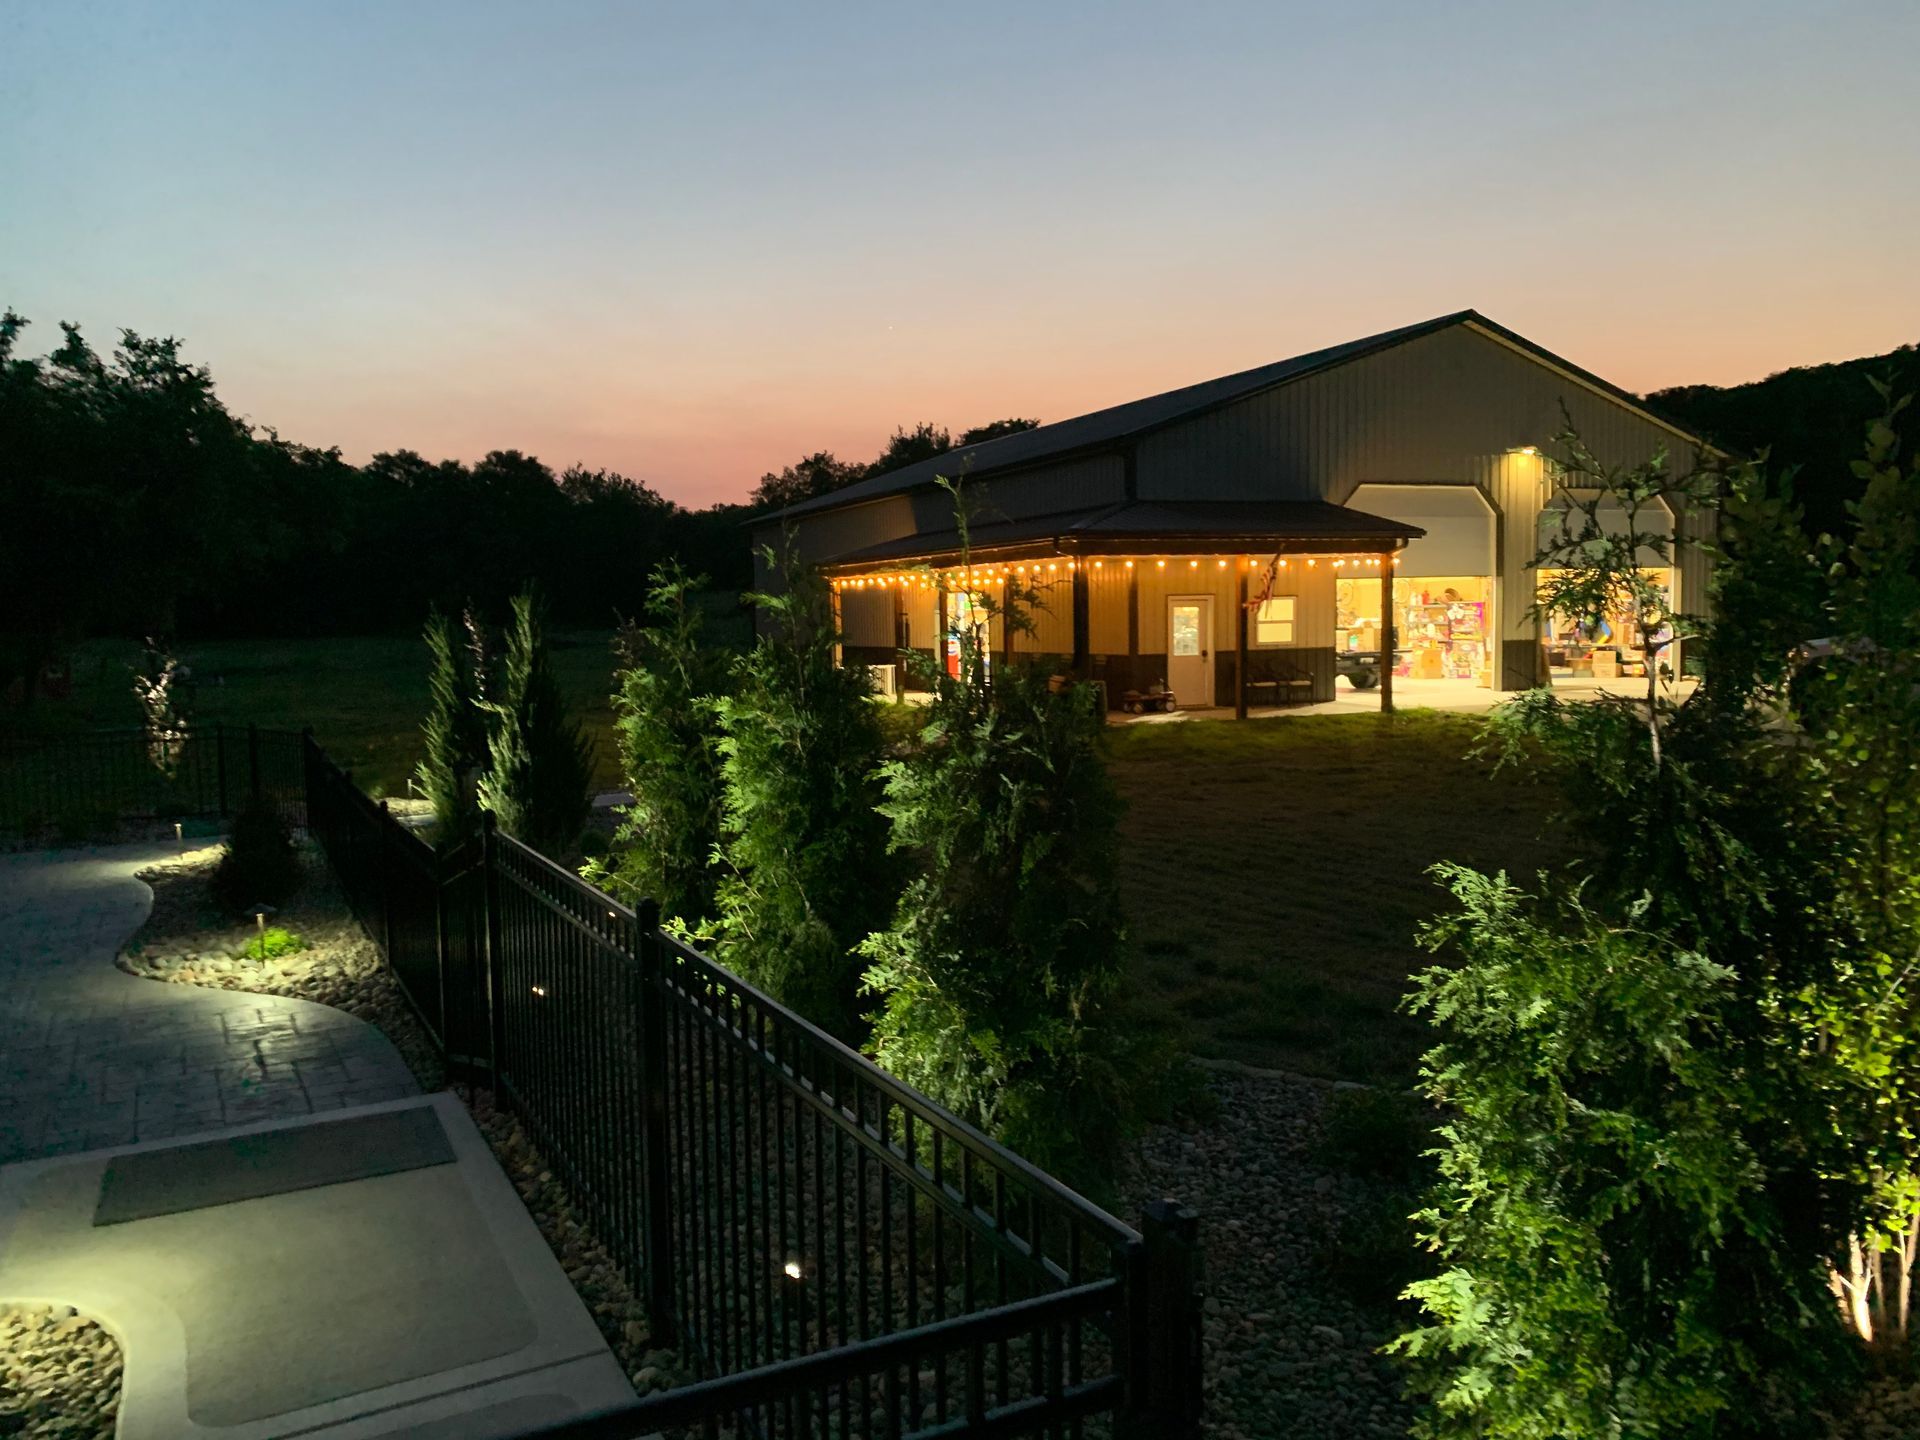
[5, 1, 1916, 503]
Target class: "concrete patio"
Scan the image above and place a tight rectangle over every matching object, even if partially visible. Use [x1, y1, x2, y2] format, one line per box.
[0, 840, 635, 1438]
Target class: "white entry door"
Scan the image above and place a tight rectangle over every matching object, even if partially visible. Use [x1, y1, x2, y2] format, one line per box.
[1167, 595, 1214, 707]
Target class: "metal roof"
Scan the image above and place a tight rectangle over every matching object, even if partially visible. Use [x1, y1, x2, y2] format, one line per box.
[821, 499, 1424, 571]
[767, 309, 1706, 523]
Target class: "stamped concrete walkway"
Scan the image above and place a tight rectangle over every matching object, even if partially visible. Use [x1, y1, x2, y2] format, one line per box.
[0, 841, 418, 1163]
[0, 841, 635, 1437]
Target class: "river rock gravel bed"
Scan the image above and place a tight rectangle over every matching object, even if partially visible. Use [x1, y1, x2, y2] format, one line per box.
[1125, 1070, 1414, 1440]
[0, 1304, 122, 1440]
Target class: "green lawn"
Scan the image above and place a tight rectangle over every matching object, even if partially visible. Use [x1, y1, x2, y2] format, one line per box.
[10, 619, 739, 796]
[1106, 711, 1568, 1086]
[13, 635, 1557, 1085]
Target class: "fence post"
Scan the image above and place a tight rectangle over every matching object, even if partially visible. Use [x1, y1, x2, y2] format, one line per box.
[433, 847, 452, 1072]
[633, 898, 676, 1341]
[377, 800, 396, 961]
[215, 722, 229, 819]
[1124, 1200, 1204, 1440]
[481, 811, 506, 1092]
[299, 727, 315, 831]
[246, 723, 262, 809]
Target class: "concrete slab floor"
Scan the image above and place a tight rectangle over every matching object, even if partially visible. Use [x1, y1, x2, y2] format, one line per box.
[0, 1092, 634, 1439]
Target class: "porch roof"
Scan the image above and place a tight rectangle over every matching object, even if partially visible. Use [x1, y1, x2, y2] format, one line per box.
[820, 499, 1425, 573]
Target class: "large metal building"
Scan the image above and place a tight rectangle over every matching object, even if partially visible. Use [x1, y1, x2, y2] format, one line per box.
[750, 310, 1712, 712]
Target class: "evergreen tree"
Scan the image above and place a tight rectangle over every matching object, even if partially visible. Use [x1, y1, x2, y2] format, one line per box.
[478, 588, 593, 856]
[415, 606, 490, 845]
[709, 544, 894, 1039]
[588, 562, 731, 923]
[859, 491, 1139, 1182]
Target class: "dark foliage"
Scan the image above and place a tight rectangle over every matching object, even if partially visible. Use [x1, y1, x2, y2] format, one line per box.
[588, 563, 733, 924]
[479, 589, 594, 857]
[212, 800, 299, 911]
[1649, 342, 1917, 538]
[708, 542, 896, 1040]
[416, 607, 490, 845]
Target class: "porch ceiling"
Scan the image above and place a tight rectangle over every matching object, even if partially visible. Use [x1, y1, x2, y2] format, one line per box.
[820, 500, 1424, 574]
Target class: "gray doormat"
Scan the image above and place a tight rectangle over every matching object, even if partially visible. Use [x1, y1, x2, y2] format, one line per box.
[94, 1106, 454, 1225]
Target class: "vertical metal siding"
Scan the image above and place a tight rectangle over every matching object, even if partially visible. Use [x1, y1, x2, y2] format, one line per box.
[768, 495, 920, 569]
[1134, 325, 1703, 502]
[908, 454, 1126, 532]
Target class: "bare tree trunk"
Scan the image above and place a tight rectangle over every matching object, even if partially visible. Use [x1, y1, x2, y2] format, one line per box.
[1835, 1239, 1877, 1346]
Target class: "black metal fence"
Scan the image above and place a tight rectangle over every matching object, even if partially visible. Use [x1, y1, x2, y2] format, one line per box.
[0, 724, 306, 836]
[302, 736, 1203, 1439]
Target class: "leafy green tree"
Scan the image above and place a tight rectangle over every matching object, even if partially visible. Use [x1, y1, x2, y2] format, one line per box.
[867, 421, 953, 476]
[956, 416, 1040, 446]
[750, 451, 865, 510]
[1393, 426, 1876, 1436]
[478, 589, 593, 856]
[588, 562, 732, 923]
[416, 607, 491, 845]
[1790, 389, 1920, 1358]
[1649, 344, 1919, 539]
[707, 541, 895, 1038]
[1392, 870, 1846, 1439]
[860, 486, 1138, 1181]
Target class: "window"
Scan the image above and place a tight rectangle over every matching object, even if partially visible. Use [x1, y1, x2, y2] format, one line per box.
[1254, 596, 1296, 646]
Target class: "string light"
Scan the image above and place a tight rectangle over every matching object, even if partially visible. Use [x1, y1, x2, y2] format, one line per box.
[1125, 560, 1135, 569]
[1093, 560, 1103, 569]
[1188, 559, 1199, 569]
[1156, 559, 1166, 569]
[1217, 559, 1228, 569]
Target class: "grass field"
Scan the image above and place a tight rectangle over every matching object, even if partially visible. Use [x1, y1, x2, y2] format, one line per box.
[1107, 711, 1568, 1086]
[8, 606, 751, 796]
[11, 635, 1561, 1084]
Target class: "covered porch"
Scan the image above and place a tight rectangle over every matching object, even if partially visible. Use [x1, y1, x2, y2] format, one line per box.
[824, 499, 1427, 715]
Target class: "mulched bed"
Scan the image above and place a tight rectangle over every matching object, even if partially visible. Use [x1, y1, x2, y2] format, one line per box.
[0, 1304, 122, 1440]
[122, 843, 689, 1397]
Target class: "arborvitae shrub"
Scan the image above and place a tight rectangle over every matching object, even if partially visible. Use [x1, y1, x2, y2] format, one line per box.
[587, 562, 731, 924]
[415, 607, 490, 845]
[479, 588, 593, 857]
[213, 800, 299, 910]
[860, 657, 1139, 1186]
[709, 549, 895, 1040]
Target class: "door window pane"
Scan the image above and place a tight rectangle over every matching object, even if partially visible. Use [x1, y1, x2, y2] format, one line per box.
[1171, 605, 1201, 656]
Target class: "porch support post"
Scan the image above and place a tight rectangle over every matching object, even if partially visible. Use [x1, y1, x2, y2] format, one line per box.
[1002, 577, 1014, 667]
[830, 581, 844, 668]
[1071, 564, 1090, 675]
[1127, 564, 1140, 659]
[1379, 552, 1395, 715]
[1234, 566, 1249, 720]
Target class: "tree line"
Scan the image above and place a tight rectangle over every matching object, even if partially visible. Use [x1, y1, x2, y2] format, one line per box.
[0, 307, 1036, 704]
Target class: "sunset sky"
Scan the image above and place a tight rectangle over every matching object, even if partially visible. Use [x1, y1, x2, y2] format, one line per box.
[5, 1, 1916, 507]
